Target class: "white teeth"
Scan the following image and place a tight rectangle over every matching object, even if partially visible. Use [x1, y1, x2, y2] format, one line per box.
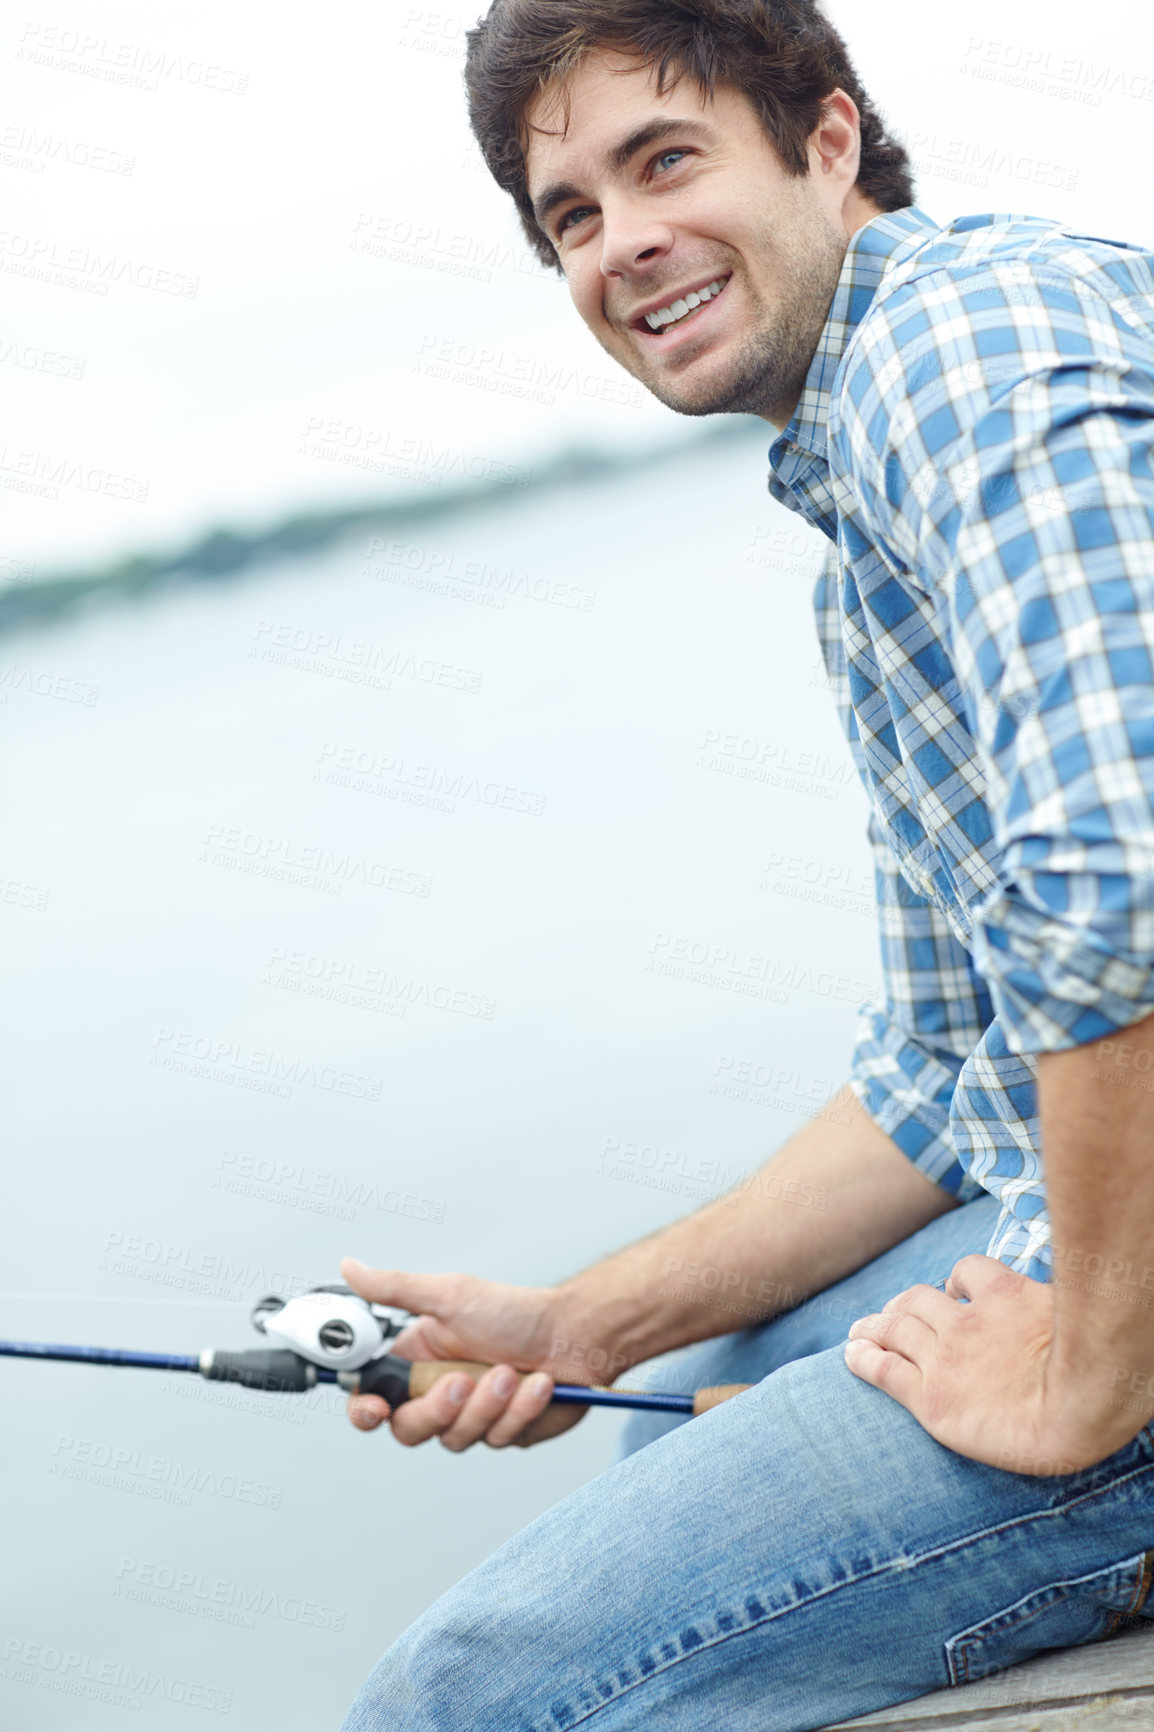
[642, 276, 728, 332]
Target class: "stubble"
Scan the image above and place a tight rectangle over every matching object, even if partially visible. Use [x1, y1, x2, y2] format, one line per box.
[625, 199, 847, 421]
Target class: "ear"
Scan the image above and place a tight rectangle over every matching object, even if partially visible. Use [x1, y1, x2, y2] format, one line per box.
[807, 88, 862, 187]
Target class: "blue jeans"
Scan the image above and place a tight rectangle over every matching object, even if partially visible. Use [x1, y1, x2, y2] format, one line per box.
[341, 1195, 1154, 1730]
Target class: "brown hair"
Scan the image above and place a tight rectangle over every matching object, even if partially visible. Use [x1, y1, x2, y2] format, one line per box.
[465, 0, 915, 272]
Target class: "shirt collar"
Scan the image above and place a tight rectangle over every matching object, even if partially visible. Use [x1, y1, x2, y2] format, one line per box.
[767, 204, 941, 539]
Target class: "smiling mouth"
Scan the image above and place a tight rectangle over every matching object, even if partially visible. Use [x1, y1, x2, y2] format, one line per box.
[636, 274, 731, 335]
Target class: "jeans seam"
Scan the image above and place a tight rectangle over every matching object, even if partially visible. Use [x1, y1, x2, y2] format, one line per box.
[1102, 1544, 1154, 1636]
[949, 1548, 1154, 1681]
[535, 1457, 1154, 1732]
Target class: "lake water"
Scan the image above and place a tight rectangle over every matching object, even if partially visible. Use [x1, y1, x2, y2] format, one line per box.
[0, 427, 880, 1727]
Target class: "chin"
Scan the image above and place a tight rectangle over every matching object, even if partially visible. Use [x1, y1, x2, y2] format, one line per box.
[646, 365, 757, 419]
[654, 387, 725, 418]
[634, 330, 745, 408]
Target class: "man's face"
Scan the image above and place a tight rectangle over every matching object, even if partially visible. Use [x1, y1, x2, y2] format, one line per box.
[524, 51, 867, 426]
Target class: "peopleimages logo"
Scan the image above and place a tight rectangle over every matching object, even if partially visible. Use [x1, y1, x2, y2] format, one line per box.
[298, 415, 530, 488]
[250, 617, 483, 695]
[0, 123, 135, 177]
[263, 945, 497, 1022]
[412, 333, 645, 409]
[212, 1150, 447, 1225]
[0, 332, 87, 378]
[50, 1432, 283, 1511]
[0, 443, 148, 501]
[198, 822, 432, 898]
[348, 211, 541, 286]
[315, 741, 548, 818]
[113, 1556, 347, 1632]
[16, 21, 250, 97]
[2, 1633, 233, 1714]
[959, 34, 1154, 106]
[0, 228, 198, 297]
[646, 933, 880, 1009]
[149, 1028, 383, 1102]
[694, 727, 856, 800]
[0, 660, 99, 705]
[364, 536, 596, 614]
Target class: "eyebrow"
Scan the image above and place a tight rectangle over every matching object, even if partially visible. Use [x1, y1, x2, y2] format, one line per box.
[530, 118, 713, 231]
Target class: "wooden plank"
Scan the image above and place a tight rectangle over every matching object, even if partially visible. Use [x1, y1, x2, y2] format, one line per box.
[925, 1704, 1154, 1731]
[824, 1623, 1154, 1729]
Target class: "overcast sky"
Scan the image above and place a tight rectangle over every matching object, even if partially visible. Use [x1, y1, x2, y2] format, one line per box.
[2, 0, 1150, 574]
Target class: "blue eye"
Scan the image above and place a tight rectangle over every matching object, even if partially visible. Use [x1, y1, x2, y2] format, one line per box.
[654, 148, 688, 173]
[557, 205, 594, 237]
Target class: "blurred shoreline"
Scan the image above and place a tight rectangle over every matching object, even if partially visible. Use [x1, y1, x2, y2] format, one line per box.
[0, 419, 765, 640]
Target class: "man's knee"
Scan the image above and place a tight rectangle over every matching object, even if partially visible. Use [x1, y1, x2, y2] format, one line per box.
[616, 1407, 689, 1460]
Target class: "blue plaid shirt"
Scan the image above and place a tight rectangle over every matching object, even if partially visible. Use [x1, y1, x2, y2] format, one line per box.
[768, 205, 1154, 1281]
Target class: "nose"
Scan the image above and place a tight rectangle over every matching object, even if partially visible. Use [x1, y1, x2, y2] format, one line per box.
[599, 195, 674, 281]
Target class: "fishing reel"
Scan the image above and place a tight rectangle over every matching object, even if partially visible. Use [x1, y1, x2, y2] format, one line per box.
[250, 1284, 412, 1372]
[197, 1283, 423, 1400]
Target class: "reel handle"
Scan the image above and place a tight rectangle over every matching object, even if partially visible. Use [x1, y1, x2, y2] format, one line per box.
[354, 1353, 751, 1414]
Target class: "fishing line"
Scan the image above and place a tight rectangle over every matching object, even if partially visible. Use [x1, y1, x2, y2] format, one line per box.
[0, 1292, 252, 1306]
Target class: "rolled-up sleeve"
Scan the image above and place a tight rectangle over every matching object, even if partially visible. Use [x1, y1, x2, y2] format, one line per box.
[850, 811, 992, 1197]
[839, 260, 1154, 1053]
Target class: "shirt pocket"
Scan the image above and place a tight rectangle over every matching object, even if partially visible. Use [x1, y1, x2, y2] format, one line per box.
[945, 1549, 1154, 1686]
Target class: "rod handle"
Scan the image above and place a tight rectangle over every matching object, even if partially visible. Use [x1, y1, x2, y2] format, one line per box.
[352, 1354, 490, 1406]
[409, 1361, 754, 1413]
[408, 1358, 496, 1397]
[692, 1383, 752, 1414]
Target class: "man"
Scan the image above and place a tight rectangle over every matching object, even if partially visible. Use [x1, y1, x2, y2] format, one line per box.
[340, 3, 1154, 1726]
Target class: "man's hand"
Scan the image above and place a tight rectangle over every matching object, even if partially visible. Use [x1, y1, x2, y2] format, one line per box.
[844, 1253, 1153, 1474]
[340, 1257, 594, 1452]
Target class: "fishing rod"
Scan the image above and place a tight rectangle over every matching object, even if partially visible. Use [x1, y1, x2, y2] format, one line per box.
[0, 1284, 749, 1417]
